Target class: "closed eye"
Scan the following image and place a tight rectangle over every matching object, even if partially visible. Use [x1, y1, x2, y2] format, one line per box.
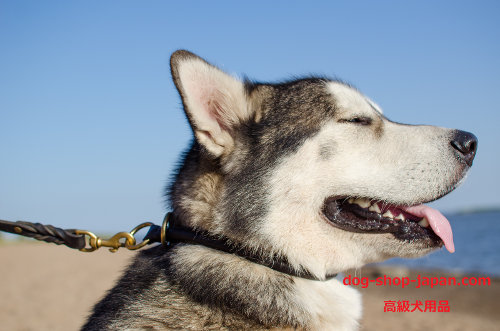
[339, 117, 372, 125]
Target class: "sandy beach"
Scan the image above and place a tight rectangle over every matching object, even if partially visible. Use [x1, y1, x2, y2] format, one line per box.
[1, 242, 498, 331]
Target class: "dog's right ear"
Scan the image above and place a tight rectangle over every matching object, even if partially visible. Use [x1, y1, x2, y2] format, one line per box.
[170, 50, 250, 158]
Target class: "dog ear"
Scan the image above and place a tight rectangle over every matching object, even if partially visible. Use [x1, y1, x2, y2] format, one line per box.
[170, 50, 250, 157]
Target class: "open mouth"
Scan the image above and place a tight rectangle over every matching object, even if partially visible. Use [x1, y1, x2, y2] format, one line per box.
[322, 197, 455, 253]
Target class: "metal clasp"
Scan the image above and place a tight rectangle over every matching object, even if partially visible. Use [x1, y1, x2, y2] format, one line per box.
[76, 222, 153, 253]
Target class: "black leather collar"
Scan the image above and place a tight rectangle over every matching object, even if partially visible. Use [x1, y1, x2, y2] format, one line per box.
[144, 213, 337, 281]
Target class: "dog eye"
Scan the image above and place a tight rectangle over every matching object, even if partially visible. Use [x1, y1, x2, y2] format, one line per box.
[340, 117, 372, 125]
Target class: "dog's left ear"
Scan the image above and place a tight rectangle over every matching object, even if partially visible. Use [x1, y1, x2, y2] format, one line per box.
[170, 50, 251, 158]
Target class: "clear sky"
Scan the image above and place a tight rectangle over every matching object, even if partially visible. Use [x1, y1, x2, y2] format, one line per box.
[1, 1, 499, 232]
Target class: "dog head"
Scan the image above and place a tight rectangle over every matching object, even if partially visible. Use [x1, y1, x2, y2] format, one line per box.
[169, 50, 477, 279]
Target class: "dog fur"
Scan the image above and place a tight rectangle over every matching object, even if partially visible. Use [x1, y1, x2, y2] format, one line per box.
[82, 50, 475, 330]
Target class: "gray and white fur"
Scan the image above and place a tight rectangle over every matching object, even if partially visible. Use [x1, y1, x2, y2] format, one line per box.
[82, 50, 476, 330]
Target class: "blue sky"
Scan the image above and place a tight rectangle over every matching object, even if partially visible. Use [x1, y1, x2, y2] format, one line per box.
[1, 1, 499, 232]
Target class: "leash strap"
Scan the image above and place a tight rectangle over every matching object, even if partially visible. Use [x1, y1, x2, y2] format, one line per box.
[0, 214, 333, 280]
[0, 218, 155, 251]
[0, 219, 85, 249]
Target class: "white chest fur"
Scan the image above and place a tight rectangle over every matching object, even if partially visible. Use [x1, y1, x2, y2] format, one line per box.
[293, 277, 362, 331]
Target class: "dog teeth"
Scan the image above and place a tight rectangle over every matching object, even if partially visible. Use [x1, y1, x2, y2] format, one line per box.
[382, 211, 394, 219]
[354, 198, 371, 208]
[395, 213, 405, 221]
[418, 217, 430, 227]
[348, 198, 384, 214]
[368, 204, 381, 213]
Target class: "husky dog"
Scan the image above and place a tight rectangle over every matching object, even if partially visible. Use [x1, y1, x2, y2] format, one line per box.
[83, 50, 477, 330]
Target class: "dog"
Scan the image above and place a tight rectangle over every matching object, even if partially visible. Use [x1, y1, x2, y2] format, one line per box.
[82, 50, 477, 330]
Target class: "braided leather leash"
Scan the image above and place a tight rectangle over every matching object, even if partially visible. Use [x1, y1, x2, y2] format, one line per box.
[0, 217, 163, 252]
[0, 220, 85, 249]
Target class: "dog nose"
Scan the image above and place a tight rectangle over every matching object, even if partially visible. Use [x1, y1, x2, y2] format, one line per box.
[450, 130, 478, 167]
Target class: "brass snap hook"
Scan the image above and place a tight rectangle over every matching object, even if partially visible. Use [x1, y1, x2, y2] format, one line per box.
[99, 232, 136, 252]
[76, 222, 154, 253]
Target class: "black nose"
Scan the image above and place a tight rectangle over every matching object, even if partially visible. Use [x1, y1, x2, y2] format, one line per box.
[450, 130, 478, 167]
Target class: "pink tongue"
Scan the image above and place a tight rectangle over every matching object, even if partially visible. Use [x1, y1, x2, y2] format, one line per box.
[401, 205, 455, 253]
